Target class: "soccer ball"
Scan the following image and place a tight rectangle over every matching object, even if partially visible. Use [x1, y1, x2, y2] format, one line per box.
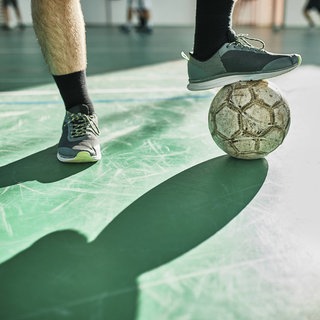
[208, 80, 290, 160]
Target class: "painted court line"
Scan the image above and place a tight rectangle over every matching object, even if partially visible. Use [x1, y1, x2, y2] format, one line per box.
[0, 87, 190, 97]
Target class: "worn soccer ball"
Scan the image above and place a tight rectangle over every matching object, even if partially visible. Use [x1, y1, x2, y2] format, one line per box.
[208, 80, 290, 159]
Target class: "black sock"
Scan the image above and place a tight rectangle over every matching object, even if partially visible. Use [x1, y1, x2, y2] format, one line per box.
[193, 0, 235, 61]
[53, 70, 94, 114]
[139, 12, 146, 27]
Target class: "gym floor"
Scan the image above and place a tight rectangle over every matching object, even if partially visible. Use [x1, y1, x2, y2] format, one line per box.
[0, 26, 319, 320]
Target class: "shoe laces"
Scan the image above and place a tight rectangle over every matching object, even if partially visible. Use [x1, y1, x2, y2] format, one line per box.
[228, 33, 265, 51]
[66, 112, 100, 138]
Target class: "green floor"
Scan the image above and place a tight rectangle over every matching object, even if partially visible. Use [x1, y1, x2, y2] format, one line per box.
[0, 26, 320, 320]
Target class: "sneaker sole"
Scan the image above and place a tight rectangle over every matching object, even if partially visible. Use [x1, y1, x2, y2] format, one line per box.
[187, 64, 300, 91]
[57, 151, 101, 163]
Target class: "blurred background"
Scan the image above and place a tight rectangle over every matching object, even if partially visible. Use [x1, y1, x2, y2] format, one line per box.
[1, 2, 320, 320]
[0, 0, 315, 29]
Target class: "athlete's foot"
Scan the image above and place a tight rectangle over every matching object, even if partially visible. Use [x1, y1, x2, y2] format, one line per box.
[183, 33, 302, 91]
[136, 25, 153, 34]
[57, 104, 101, 163]
[119, 24, 132, 33]
[2, 24, 10, 31]
[18, 23, 26, 30]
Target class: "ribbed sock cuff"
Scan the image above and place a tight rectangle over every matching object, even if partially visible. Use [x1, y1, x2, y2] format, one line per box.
[53, 70, 95, 114]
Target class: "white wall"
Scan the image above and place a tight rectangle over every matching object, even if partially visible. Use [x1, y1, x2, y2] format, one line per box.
[81, 0, 313, 27]
[109, 0, 196, 26]
[285, 0, 315, 27]
[7, 0, 32, 25]
[81, 0, 109, 24]
[8, 0, 313, 28]
[15, 0, 196, 26]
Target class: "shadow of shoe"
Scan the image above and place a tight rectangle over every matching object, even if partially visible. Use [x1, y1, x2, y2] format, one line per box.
[0, 145, 95, 188]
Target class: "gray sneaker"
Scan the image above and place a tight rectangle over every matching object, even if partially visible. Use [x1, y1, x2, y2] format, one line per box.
[57, 104, 101, 163]
[183, 34, 302, 91]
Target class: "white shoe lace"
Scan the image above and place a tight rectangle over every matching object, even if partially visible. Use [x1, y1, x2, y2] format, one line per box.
[181, 33, 266, 62]
[66, 112, 100, 138]
[227, 34, 266, 51]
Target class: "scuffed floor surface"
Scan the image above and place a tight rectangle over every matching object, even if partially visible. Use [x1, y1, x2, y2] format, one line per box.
[0, 58, 319, 320]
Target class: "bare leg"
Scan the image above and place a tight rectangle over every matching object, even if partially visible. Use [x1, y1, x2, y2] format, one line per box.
[303, 9, 315, 27]
[127, 7, 133, 24]
[140, 9, 150, 23]
[31, 0, 100, 163]
[2, 6, 10, 27]
[137, 8, 152, 33]
[13, 6, 24, 24]
[119, 6, 134, 33]
[31, 0, 86, 76]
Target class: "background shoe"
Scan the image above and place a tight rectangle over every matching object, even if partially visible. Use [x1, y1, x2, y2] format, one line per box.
[136, 25, 153, 34]
[18, 23, 26, 30]
[2, 24, 11, 31]
[119, 24, 132, 33]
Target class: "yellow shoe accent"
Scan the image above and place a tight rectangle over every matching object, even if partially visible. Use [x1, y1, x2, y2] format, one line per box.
[57, 151, 101, 163]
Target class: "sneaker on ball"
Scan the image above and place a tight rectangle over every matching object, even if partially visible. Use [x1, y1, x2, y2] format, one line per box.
[57, 104, 101, 163]
[183, 34, 302, 91]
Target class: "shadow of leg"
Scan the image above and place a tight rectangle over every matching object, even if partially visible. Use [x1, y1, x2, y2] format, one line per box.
[0, 156, 268, 319]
